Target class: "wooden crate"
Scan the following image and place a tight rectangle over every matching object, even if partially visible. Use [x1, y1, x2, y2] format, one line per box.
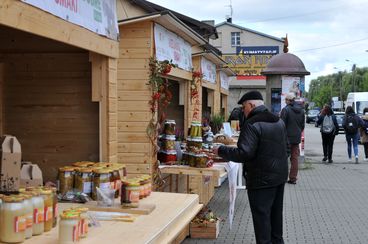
[190, 220, 220, 239]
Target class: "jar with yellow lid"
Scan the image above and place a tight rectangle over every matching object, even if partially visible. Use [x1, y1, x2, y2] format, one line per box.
[58, 167, 75, 194]
[40, 190, 53, 232]
[20, 194, 33, 239]
[92, 168, 112, 200]
[27, 190, 44, 235]
[50, 187, 58, 228]
[75, 207, 89, 238]
[72, 161, 95, 168]
[59, 213, 80, 244]
[74, 167, 93, 196]
[93, 162, 113, 168]
[0, 196, 26, 243]
[121, 180, 140, 208]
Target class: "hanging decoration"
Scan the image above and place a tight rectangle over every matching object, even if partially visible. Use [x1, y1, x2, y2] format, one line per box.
[147, 57, 176, 188]
[191, 70, 203, 121]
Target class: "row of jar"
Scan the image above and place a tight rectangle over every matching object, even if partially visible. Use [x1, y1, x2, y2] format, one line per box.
[182, 152, 211, 168]
[0, 187, 58, 243]
[59, 207, 89, 244]
[58, 162, 126, 200]
[120, 176, 152, 208]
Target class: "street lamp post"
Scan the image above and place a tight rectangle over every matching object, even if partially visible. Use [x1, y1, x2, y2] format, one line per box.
[345, 59, 356, 92]
[334, 67, 343, 104]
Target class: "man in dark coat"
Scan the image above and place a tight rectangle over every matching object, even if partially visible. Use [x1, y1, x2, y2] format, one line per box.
[213, 91, 288, 244]
[280, 93, 305, 184]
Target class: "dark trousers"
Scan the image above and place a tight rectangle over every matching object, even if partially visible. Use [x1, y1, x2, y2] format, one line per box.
[364, 143, 368, 158]
[321, 132, 335, 160]
[289, 144, 299, 182]
[247, 184, 285, 244]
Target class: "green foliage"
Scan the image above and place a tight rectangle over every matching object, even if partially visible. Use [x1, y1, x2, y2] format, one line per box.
[308, 67, 368, 108]
[210, 113, 225, 135]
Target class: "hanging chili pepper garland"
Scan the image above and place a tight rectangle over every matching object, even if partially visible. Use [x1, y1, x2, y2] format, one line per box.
[146, 57, 176, 188]
[191, 70, 203, 121]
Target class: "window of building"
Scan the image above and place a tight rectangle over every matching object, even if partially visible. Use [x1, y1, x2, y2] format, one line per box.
[231, 32, 240, 46]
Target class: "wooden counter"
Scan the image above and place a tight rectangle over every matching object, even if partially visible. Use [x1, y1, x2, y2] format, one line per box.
[20, 192, 202, 244]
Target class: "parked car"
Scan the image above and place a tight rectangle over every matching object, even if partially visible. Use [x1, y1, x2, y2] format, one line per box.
[334, 111, 345, 134]
[306, 109, 319, 123]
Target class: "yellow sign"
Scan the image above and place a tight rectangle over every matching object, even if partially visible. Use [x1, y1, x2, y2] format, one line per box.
[222, 54, 274, 75]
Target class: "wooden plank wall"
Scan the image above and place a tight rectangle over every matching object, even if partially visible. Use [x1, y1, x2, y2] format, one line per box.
[1, 53, 99, 182]
[118, 21, 153, 177]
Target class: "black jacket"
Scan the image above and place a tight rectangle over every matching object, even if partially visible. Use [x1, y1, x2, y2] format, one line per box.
[218, 105, 288, 190]
[280, 102, 305, 144]
[342, 112, 363, 135]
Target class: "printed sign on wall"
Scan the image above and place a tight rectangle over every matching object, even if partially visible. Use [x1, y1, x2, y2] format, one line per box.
[22, 0, 119, 40]
[201, 57, 216, 83]
[220, 71, 229, 90]
[154, 24, 192, 71]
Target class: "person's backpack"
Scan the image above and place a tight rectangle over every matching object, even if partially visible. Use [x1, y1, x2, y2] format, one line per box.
[345, 115, 358, 134]
[322, 116, 335, 133]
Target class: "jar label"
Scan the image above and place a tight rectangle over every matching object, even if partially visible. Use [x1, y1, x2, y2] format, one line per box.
[14, 216, 26, 233]
[128, 189, 140, 203]
[115, 180, 122, 191]
[73, 225, 78, 242]
[44, 206, 53, 221]
[26, 214, 33, 228]
[64, 172, 71, 177]
[34, 209, 45, 224]
[83, 182, 92, 193]
[99, 182, 110, 190]
[54, 203, 59, 218]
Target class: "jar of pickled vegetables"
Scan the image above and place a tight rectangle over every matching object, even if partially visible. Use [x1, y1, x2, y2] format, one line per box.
[92, 168, 112, 200]
[58, 166, 75, 194]
[0, 196, 26, 243]
[74, 167, 93, 196]
[110, 167, 121, 198]
[164, 120, 176, 135]
[189, 121, 202, 138]
[161, 135, 176, 151]
[196, 154, 209, 168]
[59, 213, 80, 244]
[41, 189, 53, 232]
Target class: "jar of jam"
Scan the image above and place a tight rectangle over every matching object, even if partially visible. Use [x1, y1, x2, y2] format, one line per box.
[92, 168, 112, 200]
[164, 120, 176, 135]
[121, 180, 140, 208]
[75, 168, 93, 196]
[41, 189, 53, 232]
[158, 150, 177, 164]
[28, 190, 44, 235]
[58, 166, 75, 194]
[0, 196, 26, 243]
[59, 213, 80, 244]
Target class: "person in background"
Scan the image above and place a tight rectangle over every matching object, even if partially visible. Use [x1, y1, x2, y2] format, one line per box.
[228, 106, 246, 129]
[213, 90, 288, 244]
[280, 93, 305, 185]
[360, 107, 368, 161]
[316, 105, 339, 163]
[343, 106, 364, 163]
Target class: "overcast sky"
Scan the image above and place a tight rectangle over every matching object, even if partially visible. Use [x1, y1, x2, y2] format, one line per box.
[147, 0, 368, 91]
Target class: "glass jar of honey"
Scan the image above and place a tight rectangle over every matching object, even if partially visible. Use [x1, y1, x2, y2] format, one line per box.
[0, 196, 26, 243]
[40, 189, 53, 232]
[28, 190, 44, 235]
[20, 194, 33, 239]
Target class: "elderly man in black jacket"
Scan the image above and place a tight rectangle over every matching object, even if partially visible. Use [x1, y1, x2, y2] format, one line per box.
[280, 93, 305, 184]
[213, 90, 288, 244]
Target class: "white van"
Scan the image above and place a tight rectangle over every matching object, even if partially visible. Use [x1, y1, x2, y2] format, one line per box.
[346, 92, 368, 115]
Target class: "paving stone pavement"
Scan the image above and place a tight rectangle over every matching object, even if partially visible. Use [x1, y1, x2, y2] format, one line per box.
[183, 161, 368, 244]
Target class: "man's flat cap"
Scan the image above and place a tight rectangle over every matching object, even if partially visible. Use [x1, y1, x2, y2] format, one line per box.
[238, 91, 263, 104]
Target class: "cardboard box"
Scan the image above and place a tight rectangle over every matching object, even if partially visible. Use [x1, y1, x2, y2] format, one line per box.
[0, 135, 22, 193]
[190, 220, 220, 239]
[20, 162, 43, 188]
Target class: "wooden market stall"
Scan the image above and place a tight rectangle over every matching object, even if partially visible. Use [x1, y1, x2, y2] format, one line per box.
[0, 0, 119, 181]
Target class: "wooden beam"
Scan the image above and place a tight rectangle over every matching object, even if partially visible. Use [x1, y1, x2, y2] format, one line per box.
[0, 63, 3, 135]
[0, 0, 119, 58]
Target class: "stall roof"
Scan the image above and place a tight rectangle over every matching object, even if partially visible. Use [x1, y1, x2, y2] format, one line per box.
[219, 66, 236, 76]
[128, 0, 218, 40]
[118, 11, 207, 46]
[192, 49, 227, 66]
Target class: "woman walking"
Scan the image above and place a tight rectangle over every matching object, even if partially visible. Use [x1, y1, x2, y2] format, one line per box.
[343, 106, 363, 163]
[360, 107, 368, 161]
[317, 105, 339, 163]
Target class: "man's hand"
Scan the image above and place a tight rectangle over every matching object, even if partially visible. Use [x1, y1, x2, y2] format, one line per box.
[212, 145, 220, 156]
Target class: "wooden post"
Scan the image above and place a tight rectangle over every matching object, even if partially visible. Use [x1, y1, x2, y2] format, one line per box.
[0, 63, 3, 135]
